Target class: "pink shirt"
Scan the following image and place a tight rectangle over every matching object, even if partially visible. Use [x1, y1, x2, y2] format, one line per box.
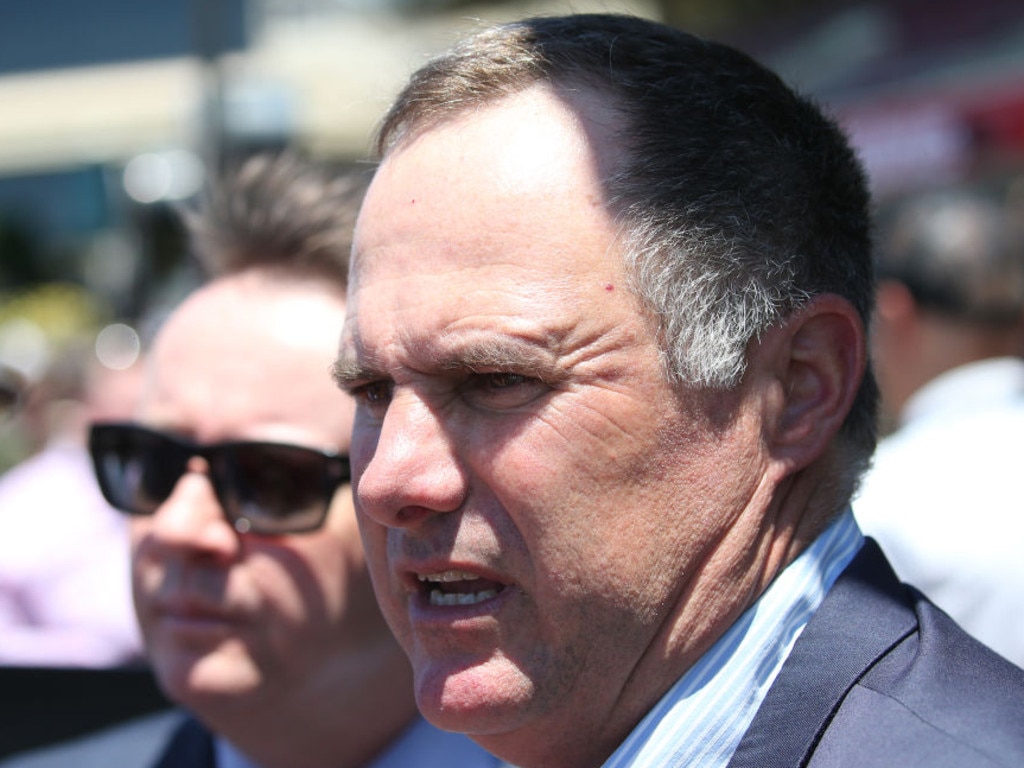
[0, 440, 143, 667]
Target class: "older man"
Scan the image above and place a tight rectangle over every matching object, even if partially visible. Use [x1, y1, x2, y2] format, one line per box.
[334, 13, 1024, 768]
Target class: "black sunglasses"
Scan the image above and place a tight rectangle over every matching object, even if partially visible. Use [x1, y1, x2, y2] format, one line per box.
[88, 422, 350, 535]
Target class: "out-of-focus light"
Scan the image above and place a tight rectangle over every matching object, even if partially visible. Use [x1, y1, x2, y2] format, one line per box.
[95, 323, 141, 370]
[123, 150, 204, 204]
[0, 318, 51, 384]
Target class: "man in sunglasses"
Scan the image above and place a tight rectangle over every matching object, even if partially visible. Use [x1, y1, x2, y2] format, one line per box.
[0, 155, 503, 768]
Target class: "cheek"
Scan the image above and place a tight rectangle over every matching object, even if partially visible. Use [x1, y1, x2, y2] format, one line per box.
[480, 403, 753, 621]
[127, 521, 158, 601]
[350, 413, 381, 472]
[297, 505, 387, 631]
[470, 393, 676, 539]
[244, 547, 347, 666]
[284, 526, 363, 618]
[128, 518, 150, 552]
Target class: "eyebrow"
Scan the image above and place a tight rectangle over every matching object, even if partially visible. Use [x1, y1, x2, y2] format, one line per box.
[332, 319, 378, 389]
[331, 354, 378, 389]
[331, 332, 569, 389]
[440, 337, 555, 371]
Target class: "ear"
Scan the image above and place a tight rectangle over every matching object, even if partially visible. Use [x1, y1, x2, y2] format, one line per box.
[751, 294, 866, 471]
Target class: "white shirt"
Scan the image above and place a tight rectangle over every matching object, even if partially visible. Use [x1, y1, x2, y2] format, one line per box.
[603, 510, 863, 768]
[855, 356, 1024, 668]
[215, 715, 504, 768]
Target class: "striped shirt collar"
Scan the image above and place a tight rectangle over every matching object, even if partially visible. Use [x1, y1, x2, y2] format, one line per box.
[602, 509, 863, 768]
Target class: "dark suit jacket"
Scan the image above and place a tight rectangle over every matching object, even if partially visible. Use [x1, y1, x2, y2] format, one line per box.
[0, 710, 213, 768]
[728, 538, 1024, 768]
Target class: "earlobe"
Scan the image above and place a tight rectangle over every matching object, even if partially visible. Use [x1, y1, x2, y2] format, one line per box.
[756, 295, 866, 469]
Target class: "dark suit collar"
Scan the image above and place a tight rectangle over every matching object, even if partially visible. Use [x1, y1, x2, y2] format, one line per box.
[154, 714, 216, 768]
[727, 539, 917, 768]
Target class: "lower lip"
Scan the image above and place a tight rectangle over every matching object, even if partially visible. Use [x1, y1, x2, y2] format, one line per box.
[157, 611, 236, 640]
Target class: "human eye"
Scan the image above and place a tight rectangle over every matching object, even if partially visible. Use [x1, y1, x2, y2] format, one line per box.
[461, 371, 549, 410]
[349, 380, 394, 419]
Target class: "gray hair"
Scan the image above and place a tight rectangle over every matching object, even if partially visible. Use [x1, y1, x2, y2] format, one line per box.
[375, 14, 879, 498]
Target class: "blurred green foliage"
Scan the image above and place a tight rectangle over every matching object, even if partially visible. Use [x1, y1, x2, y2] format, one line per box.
[0, 282, 108, 345]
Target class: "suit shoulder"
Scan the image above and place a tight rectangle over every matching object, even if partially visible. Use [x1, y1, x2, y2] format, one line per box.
[823, 594, 1024, 767]
[867, 594, 1024, 726]
[0, 710, 194, 768]
[731, 540, 1024, 768]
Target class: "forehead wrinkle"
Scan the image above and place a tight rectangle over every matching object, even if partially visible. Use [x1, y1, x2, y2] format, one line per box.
[339, 267, 623, 388]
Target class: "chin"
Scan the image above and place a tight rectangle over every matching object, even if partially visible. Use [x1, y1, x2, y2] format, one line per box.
[414, 654, 537, 736]
[153, 642, 263, 709]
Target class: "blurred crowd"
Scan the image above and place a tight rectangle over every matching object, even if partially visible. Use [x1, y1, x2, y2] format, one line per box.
[3, 174, 1023, 667]
[0, 304, 146, 667]
[855, 185, 1024, 669]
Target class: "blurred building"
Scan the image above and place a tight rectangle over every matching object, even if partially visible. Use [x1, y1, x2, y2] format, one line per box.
[1, 0, 1023, 319]
[0, 0, 658, 320]
[732, 0, 1024, 201]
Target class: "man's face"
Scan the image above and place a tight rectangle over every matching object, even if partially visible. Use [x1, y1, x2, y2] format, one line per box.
[341, 85, 769, 765]
[132, 272, 386, 714]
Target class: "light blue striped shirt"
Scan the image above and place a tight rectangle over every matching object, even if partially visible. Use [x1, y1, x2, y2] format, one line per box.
[603, 509, 864, 768]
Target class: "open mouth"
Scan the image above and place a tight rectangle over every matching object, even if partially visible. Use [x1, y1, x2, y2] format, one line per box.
[417, 570, 506, 607]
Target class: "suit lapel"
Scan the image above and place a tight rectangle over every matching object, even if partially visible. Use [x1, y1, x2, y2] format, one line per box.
[726, 539, 916, 768]
[153, 715, 216, 768]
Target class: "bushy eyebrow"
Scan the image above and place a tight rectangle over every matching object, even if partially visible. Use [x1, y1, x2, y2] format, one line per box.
[331, 333, 570, 389]
[331, 355, 377, 389]
[437, 338, 556, 373]
[332, 320, 383, 389]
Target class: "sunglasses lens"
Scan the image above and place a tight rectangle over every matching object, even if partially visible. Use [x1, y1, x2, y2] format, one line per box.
[217, 443, 346, 534]
[89, 425, 186, 515]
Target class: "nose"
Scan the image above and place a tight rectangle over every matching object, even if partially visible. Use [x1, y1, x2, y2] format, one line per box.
[354, 388, 468, 528]
[144, 458, 241, 559]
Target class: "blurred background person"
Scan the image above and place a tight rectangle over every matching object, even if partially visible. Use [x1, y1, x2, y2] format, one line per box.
[0, 331, 145, 668]
[855, 187, 1024, 668]
[0, 153, 504, 768]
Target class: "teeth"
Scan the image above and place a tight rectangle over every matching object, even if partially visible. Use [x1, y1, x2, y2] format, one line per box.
[428, 589, 499, 607]
[416, 570, 499, 607]
[417, 570, 480, 583]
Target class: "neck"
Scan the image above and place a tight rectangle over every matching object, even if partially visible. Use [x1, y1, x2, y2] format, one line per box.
[208, 643, 419, 768]
[613, 455, 842, 760]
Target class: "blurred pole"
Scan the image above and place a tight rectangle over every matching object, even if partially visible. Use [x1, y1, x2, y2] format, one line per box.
[192, 0, 229, 175]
